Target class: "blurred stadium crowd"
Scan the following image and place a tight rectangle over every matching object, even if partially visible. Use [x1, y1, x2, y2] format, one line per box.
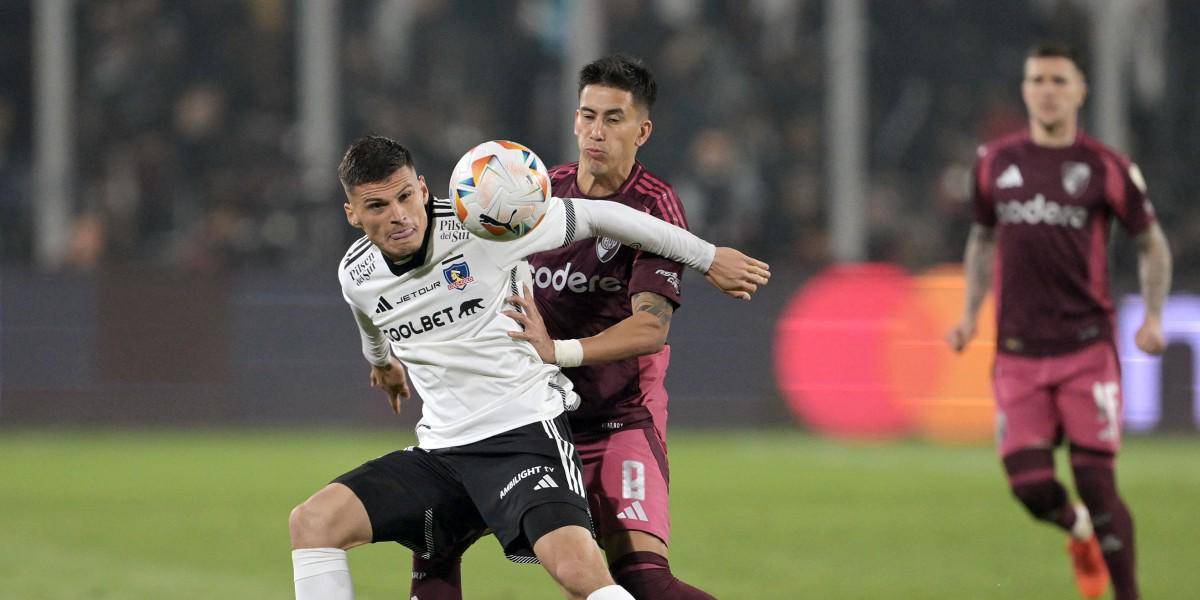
[1, 0, 1197, 288]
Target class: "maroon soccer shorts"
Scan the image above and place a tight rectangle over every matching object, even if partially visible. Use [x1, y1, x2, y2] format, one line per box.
[993, 340, 1123, 457]
[576, 423, 673, 546]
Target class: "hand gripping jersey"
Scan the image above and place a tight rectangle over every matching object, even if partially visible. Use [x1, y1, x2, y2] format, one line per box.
[339, 195, 715, 449]
[972, 130, 1156, 356]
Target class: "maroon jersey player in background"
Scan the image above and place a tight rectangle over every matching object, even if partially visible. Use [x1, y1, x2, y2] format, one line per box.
[947, 43, 1171, 600]
[410, 55, 769, 600]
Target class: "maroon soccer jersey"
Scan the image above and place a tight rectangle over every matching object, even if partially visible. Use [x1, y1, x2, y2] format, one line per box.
[972, 130, 1156, 356]
[529, 161, 688, 435]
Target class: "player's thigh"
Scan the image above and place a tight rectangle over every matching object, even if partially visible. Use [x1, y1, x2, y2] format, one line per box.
[452, 414, 592, 562]
[332, 448, 487, 559]
[1054, 342, 1123, 453]
[993, 352, 1060, 456]
[578, 426, 672, 547]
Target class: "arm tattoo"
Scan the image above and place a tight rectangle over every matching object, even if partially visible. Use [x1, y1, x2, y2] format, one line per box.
[632, 292, 674, 327]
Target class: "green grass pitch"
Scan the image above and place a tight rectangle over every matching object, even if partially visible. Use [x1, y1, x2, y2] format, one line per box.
[1, 429, 1197, 599]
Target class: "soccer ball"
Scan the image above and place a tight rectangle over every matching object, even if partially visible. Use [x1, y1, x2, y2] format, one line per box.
[449, 140, 551, 241]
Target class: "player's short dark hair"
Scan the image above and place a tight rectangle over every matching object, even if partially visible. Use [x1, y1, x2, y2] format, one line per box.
[1027, 42, 1087, 77]
[338, 135, 416, 190]
[578, 54, 657, 113]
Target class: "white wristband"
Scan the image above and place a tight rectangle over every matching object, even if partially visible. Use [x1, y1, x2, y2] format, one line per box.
[553, 339, 584, 368]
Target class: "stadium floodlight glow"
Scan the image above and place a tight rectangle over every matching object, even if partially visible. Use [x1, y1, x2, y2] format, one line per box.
[1116, 294, 1200, 432]
[773, 263, 996, 441]
[775, 265, 1199, 440]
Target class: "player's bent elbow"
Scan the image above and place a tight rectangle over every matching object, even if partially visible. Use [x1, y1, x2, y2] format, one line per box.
[635, 338, 666, 357]
[633, 326, 669, 356]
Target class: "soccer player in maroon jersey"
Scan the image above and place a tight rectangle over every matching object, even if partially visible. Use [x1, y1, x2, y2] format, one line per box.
[946, 43, 1171, 600]
[409, 55, 762, 600]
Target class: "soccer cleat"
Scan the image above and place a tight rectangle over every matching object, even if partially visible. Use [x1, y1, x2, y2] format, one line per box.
[1067, 535, 1109, 598]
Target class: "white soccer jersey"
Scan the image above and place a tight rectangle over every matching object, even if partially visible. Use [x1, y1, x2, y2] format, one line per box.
[339, 195, 715, 449]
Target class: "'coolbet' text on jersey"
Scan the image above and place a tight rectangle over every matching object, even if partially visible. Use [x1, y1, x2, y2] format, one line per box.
[972, 130, 1156, 356]
[339, 194, 715, 449]
[530, 162, 688, 435]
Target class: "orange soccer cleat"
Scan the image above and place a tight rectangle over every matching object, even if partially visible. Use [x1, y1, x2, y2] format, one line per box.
[1067, 535, 1110, 598]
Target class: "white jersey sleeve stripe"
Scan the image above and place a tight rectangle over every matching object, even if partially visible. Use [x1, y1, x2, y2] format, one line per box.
[562, 197, 578, 245]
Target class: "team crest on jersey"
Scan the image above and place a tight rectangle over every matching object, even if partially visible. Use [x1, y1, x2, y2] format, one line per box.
[443, 261, 475, 291]
[596, 237, 621, 263]
[1061, 162, 1091, 197]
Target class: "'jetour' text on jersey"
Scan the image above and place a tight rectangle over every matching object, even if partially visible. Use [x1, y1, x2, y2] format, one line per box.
[533, 261, 623, 293]
[995, 193, 1087, 229]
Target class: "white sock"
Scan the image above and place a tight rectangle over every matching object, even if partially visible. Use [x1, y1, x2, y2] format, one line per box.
[1071, 503, 1094, 540]
[587, 584, 636, 600]
[293, 548, 354, 600]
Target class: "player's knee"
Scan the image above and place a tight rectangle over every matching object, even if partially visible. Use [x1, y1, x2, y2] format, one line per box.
[527, 505, 611, 592]
[550, 551, 605, 591]
[539, 536, 611, 595]
[1010, 478, 1067, 522]
[289, 499, 339, 548]
[288, 502, 318, 546]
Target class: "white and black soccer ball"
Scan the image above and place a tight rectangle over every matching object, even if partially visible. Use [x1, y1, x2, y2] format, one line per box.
[449, 140, 551, 241]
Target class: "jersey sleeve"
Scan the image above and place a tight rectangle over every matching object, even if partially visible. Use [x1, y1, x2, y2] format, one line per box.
[350, 305, 391, 367]
[628, 188, 688, 306]
[571, 197, 714, 272]
[971, 146, 998, 227]
[484, 196, 716, 274]
[1102, 156, 1156, 236]
[629, 253, 685, 307]
[339, 265, 391, 368]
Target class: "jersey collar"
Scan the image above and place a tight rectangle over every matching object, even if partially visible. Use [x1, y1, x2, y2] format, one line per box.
[572, 161, 644, 199]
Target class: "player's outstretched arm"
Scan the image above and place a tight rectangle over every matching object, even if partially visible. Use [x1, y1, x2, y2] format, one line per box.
[506, 286, 672, 366]
[569, 198, 770, 299]
[1134, 222, 1172, 355]
[946, 223, 995, 353]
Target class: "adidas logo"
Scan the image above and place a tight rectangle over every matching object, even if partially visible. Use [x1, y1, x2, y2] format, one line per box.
[615, 501, 649, 522]
[375, 296, 395, 314]
[532, 474, 558, 491]
[996, 164, 1024, 189]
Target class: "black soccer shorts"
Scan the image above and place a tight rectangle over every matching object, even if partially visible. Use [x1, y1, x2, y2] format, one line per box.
[333, 413, 591, 562]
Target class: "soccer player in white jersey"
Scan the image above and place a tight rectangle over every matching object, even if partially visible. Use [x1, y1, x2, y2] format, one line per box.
[287, 136, 770, 600]
[413, 54, 724, 600]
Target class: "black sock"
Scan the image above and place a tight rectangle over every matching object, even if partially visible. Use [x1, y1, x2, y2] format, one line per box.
[610, 551, 717, 600]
